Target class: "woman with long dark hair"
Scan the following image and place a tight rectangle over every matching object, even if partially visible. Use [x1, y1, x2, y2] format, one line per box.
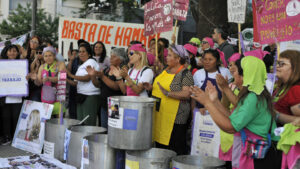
[0, 45, 23, 144]
[93, 41, 109, 70]
[67, 43, 101, 126]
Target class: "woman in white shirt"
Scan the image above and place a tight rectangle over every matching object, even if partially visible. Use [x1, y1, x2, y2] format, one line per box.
[93, 41, 110, 70]
[0, 45, 23, 144]
[67, 43, 100, 126]
[112, 44, 154, 97]
[193, 49, 232, 113]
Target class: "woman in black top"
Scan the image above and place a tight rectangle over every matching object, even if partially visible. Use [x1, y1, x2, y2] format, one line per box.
[86, 48, 125, 128]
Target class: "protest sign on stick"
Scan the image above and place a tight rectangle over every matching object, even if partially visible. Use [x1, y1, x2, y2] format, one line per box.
[228, 0, 247, 54]
[253, 0, 300, 45]
[172, 0, 189, 43]
[144, 0, 173, 37]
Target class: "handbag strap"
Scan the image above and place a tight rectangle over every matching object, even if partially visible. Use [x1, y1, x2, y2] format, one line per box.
[241, 116, 273, 147]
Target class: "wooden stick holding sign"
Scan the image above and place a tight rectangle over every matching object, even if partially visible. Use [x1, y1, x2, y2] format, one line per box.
[238, 23, 242, 54]
[155, 33, 159, 61]
[172, 19, 178, 44]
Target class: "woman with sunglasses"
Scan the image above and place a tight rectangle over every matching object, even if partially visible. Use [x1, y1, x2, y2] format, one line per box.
[112, 44, 154, 97]
[273, 50, 300, 124]
[30, 45, 45, 74]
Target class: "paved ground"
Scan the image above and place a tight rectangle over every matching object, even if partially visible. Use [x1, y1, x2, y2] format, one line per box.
[0, 145, 32, 158]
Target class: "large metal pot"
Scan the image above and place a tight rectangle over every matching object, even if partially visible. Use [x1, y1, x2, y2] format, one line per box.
[66, 126, 107, 168]
[172, 155, 225, 169]
[45, 118, 80, 161]
[107, 96, 156, 150]
[83, 134, 116, 169]
[126, 148, 176, 169]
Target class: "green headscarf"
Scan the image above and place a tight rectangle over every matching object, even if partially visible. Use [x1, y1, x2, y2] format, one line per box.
[241, 56, 267, 95]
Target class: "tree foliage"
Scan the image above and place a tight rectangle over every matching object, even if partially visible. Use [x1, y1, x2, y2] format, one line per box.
[0, 3, 59, 45]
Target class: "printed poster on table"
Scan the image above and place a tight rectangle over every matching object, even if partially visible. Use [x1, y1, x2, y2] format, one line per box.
[59, 17, 177, 61]
[173, 0, 189, 21]
[0, 60, 28, 97]
[0, 154, 76, 169]
[144, 0, 173, 36]
[191, 109, 220, 158]
[227, 0, 247, 23]
[253, 0, 300, 44]
[12, 100, 53, 154]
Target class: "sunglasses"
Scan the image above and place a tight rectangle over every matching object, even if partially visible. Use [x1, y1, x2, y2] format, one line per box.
[30, 40, 39, 44]
[129, 51, 135, 56]
[202, 41, 208, 45]
[36, 51, 43, 55]
[277, 61, 290, 67]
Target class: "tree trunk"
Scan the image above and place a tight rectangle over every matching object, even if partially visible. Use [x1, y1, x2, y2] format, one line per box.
[191, 0, 236, 39]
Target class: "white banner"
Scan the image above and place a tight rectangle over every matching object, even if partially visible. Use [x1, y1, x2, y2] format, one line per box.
[12, 100, 54, 154]
[280, 40, 300, 52]
[228, 0, 247, 24]
[191, 110, 220, 158]
[0, 60, 28, 97]
[58, 17, 177, 61]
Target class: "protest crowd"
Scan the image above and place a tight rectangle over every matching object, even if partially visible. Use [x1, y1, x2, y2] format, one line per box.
[0, 1, 300, 169]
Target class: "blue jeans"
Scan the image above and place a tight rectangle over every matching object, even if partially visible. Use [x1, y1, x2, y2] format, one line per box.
[100, 107, 108, 128]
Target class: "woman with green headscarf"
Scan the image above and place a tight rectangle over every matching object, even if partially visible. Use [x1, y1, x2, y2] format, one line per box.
[190, 56, 281, 169]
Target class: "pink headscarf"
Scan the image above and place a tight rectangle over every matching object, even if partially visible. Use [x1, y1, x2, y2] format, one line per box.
[228, 53, 241, 62]
[184, 43, 198, 56]
[147, 52, 155, 66]
[130, 44, 146, 52]
[244, 49, 269, 60]
[216, 49, 228, 68]
[204, 37, 214, 48]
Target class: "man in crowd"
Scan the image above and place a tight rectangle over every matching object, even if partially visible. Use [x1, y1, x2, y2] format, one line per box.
[212, 27, 235, 62]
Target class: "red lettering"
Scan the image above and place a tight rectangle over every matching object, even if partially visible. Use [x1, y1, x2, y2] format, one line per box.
[114, 27, 125, 46]
[97, 25, 107, 42]
[75, 22, 83, 40]
[123, 28, 133, 46]
[82, 23, 91, 40]
[88, 24, 98, 42]
[132, 28, 141, 41]
[105, 26, 113, 45]
[61, 20, 69, 38]
[68, 21, 76, 39]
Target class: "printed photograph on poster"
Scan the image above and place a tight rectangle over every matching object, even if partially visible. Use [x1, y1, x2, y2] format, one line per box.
[12, 100, 53, 154]
[108, 98, 124, 129]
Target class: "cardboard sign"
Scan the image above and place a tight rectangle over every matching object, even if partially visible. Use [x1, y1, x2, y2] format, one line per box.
[0, 60, 28, 97]
[144, 0, 173, 36]
[227, 0, 247, 24]
[58, 17, 177, 61]
[253, 0, 300, 44]
[173, 0, 189, 21]
[12, 100, 54, 154]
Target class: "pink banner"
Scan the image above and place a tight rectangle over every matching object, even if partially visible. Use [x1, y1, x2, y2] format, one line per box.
[144, 0, 173, 36]
[173, 0, 189, 21]
[253, 0, 300, 44]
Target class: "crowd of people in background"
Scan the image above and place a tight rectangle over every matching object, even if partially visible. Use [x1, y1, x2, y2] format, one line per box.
[1, 26, 300, 169]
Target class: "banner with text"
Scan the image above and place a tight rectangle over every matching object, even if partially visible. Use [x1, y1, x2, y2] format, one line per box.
[228, 0, 247, 23]
[173, 0, 189, 21]
[58, 17, 177, 60]
[144, 0, 173, 36]
[0, 60, 28, 97]
[253, 0, 300, 44]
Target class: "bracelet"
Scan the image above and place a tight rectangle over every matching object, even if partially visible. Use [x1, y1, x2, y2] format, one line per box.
[116, 77, 123, 81]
